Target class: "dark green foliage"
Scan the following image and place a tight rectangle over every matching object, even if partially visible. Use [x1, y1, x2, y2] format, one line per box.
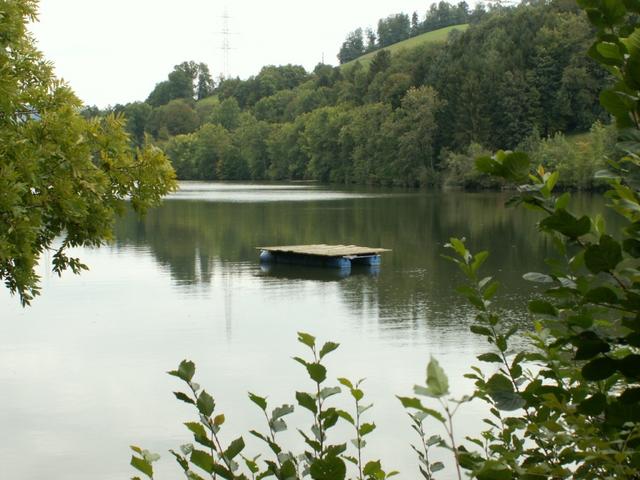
[337, 29, 365, 64]
[433, 0, 608, 151]
[217, 64, 311, 109]
[376, 13, 411, 48]
[146, 99, 199, 138]
[147, 61, 214, 107]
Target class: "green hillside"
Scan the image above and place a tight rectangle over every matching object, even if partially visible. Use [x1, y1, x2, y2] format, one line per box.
[341, 24, 469, 68]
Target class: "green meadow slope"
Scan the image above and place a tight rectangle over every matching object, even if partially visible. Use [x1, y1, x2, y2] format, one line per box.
[342, 24, 469, 68]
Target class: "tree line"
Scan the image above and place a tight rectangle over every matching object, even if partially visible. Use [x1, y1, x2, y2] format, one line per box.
[88, 0, 611, 189]
[337, 0, 486, 64]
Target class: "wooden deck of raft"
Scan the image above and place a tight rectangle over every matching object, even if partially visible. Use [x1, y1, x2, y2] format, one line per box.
[258, 244, 390, 257]
[257, 244, 391, 268]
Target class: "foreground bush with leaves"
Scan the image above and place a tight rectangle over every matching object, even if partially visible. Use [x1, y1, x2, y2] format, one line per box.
[130, 1, 640, 478]
[131, 333, 400, 480]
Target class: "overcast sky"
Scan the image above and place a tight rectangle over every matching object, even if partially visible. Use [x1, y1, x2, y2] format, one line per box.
[29, 0, 454, 107]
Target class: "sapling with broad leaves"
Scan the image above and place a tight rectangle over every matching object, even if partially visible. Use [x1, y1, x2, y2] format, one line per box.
[130, 333, 397, 480]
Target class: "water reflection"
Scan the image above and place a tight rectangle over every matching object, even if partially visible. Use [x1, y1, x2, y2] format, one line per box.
[115, 186, 580, 325]
[259, 263, 379, 281]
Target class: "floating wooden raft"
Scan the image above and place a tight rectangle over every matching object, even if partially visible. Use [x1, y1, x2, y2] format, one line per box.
[257, 244, 391, 269]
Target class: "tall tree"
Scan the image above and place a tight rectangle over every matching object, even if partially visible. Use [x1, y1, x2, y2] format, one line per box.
[411, 11, 420, 36]
[365, 28, 377, 52]
[196, 63, 215, 100]
[147, 61, 214, 106]
[0, 0, 176, 304]
[377, 13, 411, 47]
[337, 28, 365, 64]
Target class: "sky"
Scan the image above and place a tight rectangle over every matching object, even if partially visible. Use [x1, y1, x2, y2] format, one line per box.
[29, 0, 449, 107]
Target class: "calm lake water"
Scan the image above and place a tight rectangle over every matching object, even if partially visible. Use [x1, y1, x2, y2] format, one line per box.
[0, 182, 610, 479]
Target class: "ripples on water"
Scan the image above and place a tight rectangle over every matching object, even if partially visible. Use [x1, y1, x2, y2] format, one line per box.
[0, 183, 610, 479]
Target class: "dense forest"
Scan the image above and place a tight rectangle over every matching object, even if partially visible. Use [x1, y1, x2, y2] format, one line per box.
[89, 0, 613, 189]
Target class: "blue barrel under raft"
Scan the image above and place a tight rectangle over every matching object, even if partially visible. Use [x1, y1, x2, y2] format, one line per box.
[259, 250, 382, 269]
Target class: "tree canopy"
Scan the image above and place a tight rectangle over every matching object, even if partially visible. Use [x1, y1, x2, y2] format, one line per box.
[0, 0, 177, 305]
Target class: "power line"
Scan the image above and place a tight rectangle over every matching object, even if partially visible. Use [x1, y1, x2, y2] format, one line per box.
[215, 7, 239, 79]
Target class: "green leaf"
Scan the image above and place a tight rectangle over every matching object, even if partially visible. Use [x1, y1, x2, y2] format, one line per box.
[448, 237, 468, 258]
[321, 408, 340, 429]
[197, 391, 215, 417]
[224, 437, 245, 460]
[584, 286, 619, 304]
[476, 155, 498, 175]
[363, 460, 382, 476]
[397, 395, 423, 410]
[359, 422, 376, 436]
[319, 386, 341, 400]
[319, 341, 339, 359]
[248, 392, 267, 411]
[492, 151, 531, 182]
[618, 354, 640, 378]
[529, 299, 557, 317]
[306, 362, 327, 383]
[169, 449, 189, 472]
[297, 332, 316, 348]
[476, 460, 513, 480]
[623, 238, 640, 257]
[620, 387, 640, 404]
[184, 421, 208, 438]
[173, 391, 195, 405]
[585, 235, 623, 273]
[425, 357, 449, 397]
[280, 460, 297, 479]
[130, 456, 153, 479]
[310, 455, 346, 480]
[477, 352, 503, 363]
[168, 360, 196, 382]
[555, 192, 571, 210]
[600, 89, 632, 120]
[596, 41, 624, 63]
[577, 393, 607, 415]
[574, 332, 611, 360]
[271, 404, 294, 420]
[336, 409, 354, 424]
[539, 209, 590, 238]
[582, 357, 617, 380]
[212, 463, 233, 480]
[602, 0, 627, 24]
[296, 391, 317, 414]
[471, 251, 489, 274]
[337, 377, 353, 389]
[486, 374, 525, 411]
[190, 449, 215, 474]
[483, 281, 500, 300]
[470, 325, 492, 336]
[523, 272, 553, 283]
[545, 170, 559, 192]
[486, 373, 513, 394]
[271, 418, 287, 432]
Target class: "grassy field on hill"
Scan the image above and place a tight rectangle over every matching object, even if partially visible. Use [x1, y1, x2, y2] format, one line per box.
[342, 24, 469, 68]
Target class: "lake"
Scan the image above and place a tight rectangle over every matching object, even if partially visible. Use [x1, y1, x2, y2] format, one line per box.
[0, 182, 609, 479]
